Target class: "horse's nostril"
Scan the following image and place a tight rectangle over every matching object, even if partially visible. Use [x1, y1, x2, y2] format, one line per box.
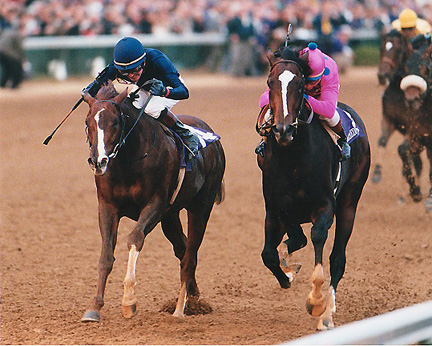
[101, 157, 109, 168]
[88, 158, 95, 167]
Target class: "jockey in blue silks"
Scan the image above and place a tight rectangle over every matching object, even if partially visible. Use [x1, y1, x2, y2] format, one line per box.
[82, 36, 200, 159]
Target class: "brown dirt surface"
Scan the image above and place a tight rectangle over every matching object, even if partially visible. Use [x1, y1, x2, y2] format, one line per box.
[1, 67, 432, 345]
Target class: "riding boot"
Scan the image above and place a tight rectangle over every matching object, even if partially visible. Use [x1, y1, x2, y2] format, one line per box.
[158, 108, 200, 159]
[331, 120, 351, 161]
[255, 138, 266, 157]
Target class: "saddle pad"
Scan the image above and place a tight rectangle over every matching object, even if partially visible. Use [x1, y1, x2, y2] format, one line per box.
[337, 107, 365, 144]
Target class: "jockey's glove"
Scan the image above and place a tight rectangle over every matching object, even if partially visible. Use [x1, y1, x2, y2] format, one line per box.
[82, 80, 101, 97]
[149, 79, 168, 97]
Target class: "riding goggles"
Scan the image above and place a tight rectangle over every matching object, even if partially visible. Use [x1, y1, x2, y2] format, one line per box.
[118, 65, 144, 76]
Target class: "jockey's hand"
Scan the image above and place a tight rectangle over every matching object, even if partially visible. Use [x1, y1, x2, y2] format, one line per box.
[149, 79, 167, 97]
[82, 80, 100, 97]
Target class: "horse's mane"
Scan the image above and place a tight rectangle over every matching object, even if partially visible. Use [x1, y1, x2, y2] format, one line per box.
[275, 46, 311, 77]
[387, 29, 402, 38]
[96, 83, 119, 100]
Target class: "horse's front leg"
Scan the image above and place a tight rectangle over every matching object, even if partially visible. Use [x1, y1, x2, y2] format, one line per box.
[371, 117, 395, 183]
[306, 205, 334, 318]
[122, 201, 164, 319]
[424, 146, 432, 212]
[261, 213, 291, 289]
[82, 203, 119, 322]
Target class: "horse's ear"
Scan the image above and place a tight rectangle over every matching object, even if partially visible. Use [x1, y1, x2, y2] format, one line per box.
[299, 50, 309, 64]
[266, 49, 277, 66]
[83, 93, 96, 107]
[114, 87, 129, 104]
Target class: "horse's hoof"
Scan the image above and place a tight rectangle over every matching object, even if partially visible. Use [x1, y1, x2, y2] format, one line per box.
[81, 310, 100, 322]
[412, 194, 423, 203]
[121, 303, 137, 319]
[306, 298, 326, 317]
[371, 169, 382, 183]
[317, 318, 334, 330]
[425, 197, 432, 212]
[172, 310, 185, 317]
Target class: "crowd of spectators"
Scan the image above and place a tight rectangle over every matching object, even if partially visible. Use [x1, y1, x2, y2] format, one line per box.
[1, 0, 431, 76]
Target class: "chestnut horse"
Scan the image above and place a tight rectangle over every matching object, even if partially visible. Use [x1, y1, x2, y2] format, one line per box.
[80, 84, 225, 322]
[257, 48, 370, 330]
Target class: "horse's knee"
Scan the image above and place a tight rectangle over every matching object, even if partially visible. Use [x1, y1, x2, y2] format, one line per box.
[127, 231, 145, 252]
[261, 248, 279, 269]
[398, 142, 410, 158]
[378, 136, 388, 147]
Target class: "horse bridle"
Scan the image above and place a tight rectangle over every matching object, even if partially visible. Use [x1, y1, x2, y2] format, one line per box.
[266, 59, 306, 134]
[88, 97, 157, 161]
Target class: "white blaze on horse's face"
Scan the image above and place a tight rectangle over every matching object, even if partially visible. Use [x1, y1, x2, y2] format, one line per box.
[385, 41, 393, 51]
[93, 110, 109, 175]
[278, 70, 295, 119]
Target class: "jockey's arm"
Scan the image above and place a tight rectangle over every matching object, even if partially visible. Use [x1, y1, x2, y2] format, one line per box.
[151, 56, 189, 100]
[82, 63, 118, 97]
[305, 79, 339, 119]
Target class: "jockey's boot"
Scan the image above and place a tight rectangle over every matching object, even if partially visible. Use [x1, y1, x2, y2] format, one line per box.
[159, 108, 200, 159]
[332, 120, 351, 161]
[255, 138, 266, 157]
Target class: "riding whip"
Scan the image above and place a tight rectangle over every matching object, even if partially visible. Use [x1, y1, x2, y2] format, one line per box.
[43, 97, 83, 145]
[285, 23, 293, 47]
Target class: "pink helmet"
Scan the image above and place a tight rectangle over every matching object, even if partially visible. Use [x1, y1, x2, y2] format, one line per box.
[305, 42, 326, 81]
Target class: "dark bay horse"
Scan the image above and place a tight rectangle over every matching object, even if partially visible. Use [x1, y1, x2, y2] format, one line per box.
[257, 48, 370, 330]
[80, 84, 225, 322]
[372, 29, 423, 184]
[397, 39, 432, 210]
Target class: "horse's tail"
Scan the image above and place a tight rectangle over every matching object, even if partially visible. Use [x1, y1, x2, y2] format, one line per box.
[215, 179, 225, 205]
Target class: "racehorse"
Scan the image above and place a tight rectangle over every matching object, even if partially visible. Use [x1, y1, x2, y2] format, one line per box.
[372, 29, 423, 184]
[80, 83, 225, 322]
[397, 38, 432, 210]
[257, 48, 370, 330]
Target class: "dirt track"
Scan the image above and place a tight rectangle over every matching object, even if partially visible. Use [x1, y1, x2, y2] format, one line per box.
[1, 67, 432, 345]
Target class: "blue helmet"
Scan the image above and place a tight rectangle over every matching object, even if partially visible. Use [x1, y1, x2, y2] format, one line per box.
[113, 37, 146, 71]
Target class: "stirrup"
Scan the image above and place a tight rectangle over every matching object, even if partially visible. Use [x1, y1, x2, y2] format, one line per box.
[339, 141, 351, 161]
[255, 140, 265, 157]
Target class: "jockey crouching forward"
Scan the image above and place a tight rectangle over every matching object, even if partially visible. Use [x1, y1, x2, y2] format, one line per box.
[256, 42, 351, 161]
[82, 36, 200, 159]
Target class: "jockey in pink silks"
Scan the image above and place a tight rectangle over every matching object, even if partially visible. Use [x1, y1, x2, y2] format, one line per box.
[256, 42, 351, 160]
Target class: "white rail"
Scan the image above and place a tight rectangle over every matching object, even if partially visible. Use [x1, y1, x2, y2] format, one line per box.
[23, 32, 226, 50]
[285, 300, 432, 345]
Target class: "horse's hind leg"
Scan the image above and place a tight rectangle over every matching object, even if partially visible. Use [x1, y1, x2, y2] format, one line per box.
[82, 205, 119, 322]
[161, 210, 187, 261]
[424, 147, 432, 211]
[172, 207, 210, 317]
[398, 141, 422, 202]
[372, 118, 395, 183]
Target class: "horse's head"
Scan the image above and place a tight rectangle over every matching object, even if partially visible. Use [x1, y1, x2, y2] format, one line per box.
[83, 84, 129, 176]
[266, 49, 306, 146]
[377, 30, 407, 85]
[400, 39, 432, 110]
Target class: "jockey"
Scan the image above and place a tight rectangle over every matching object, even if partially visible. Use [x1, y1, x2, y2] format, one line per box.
[82, 36, 200, 159]
[256, 42, 351, 160]
[391, 8, 432, 40]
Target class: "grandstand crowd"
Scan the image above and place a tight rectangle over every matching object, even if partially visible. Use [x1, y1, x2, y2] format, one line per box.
[1, 0, 431, 81]
[1, 0, 431, 38]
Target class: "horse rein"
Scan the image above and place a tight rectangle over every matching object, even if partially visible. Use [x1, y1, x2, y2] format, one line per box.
[90, 95, 157, 161]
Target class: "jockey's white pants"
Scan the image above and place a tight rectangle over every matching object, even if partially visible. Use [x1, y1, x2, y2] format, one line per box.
[132, 89, 179, 119]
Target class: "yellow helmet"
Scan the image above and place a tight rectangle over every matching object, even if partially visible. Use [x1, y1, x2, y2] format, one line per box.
[399, 9, 417, 29]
